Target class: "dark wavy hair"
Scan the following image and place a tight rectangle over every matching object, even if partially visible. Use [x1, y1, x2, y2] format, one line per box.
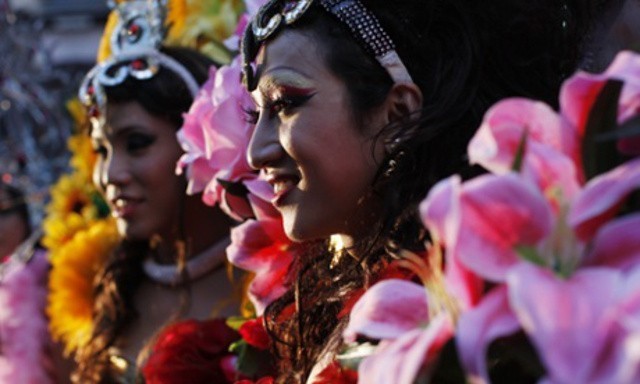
[242, 0, 608, 382]
[72, 46, 214, 383]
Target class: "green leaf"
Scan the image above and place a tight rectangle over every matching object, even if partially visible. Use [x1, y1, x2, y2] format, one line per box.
[515, 246, 545, 266]
[595, 114, 640, 141]
[336, 342, 377, 371]
[229, 339, 274, 378]
[90, 191, 111, 218]
[582, 79, 624, 180]
[226, 316, 250, 331]
[511, 129, 528, 172]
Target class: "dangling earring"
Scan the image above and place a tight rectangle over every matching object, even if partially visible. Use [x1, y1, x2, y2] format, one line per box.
[383, 136, 404, 178]
[384, 157, 398, 178]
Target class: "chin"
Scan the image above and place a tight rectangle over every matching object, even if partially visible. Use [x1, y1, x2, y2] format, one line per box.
[284, 216, 332, 243]
[117, 220, 145, 241]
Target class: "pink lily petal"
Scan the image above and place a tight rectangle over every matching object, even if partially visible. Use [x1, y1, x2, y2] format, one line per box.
[226, 219, 294, 314]
[357, 314, 454, 384]
[343, 279, 429, 343]
[560, 71, 607, 138]
[519, 141, 581, 206]
[593, 266, 640, 383]
[419, 176, 461, 247]
[561, 51, 640, 156]
[456, 173, 552, 282]
[585, 214, 640, 272]
[456, 286, 519, 382]
[469, 98, 581, 184]
[419, 176, 483, 308]
[569, 157, 640, 241]
[507, 263, 621, 383]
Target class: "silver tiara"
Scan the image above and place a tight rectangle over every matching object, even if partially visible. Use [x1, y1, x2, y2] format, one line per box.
[250, 0, 413, 85]
[78, 0, 199, 129]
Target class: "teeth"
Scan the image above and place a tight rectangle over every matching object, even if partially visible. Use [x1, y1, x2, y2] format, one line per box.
[273, 180, 294, 195]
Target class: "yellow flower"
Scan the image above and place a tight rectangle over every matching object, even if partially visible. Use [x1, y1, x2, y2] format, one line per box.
[67, 132, 97, 183]
[97, 10, 120, 63]
[47, 219, 120, 355]
[42, 173, 100, 251]
[166, 0, 244, 63]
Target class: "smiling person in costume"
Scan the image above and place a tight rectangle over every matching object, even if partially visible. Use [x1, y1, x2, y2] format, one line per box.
[240, 0, 615, 382]
[63, 0, 244, 381]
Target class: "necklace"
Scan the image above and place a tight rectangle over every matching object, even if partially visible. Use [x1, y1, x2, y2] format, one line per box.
[142, 238, 229, 285]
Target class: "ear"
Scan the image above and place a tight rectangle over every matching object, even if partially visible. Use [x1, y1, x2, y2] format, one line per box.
[386, 82, 423, 126]
[372, 82, 423, 143]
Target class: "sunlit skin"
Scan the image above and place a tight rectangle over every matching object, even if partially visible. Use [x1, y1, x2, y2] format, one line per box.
[91, 101, 236, 362]
[247, 30, 389, 248]
[92, 102, 186, 244]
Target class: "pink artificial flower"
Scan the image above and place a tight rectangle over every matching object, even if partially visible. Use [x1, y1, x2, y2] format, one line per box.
[455, 286, 519, 382]
[435, 156, 640, 383]
[419, 176, 484, 309]
[506, 263, 636, 383]
[569, 156, 640, 241]
[0, 250, 53, 383]
[453, 173, 555, 282]
[177, 58, 276, 221]
[343, 279, 430, 343]
[561, 50, 640, 156]
[468, 98, 582, 202]
[343, 279, 454, 384]
[226, 219, 295, 315]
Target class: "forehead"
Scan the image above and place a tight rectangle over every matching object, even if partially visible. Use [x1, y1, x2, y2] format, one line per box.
[256, 29, 331, 81]
[92, 101, 155, 138]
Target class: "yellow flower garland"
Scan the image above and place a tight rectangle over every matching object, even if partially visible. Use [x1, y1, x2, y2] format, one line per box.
[44, 100, 118, 355]
[47, 218, 120, 355]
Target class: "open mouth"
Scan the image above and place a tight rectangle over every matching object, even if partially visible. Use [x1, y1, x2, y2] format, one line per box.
[268, 174, 300, 207]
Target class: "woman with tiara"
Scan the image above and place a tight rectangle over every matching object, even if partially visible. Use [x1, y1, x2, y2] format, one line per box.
[61, 0, 243, 381]
[239, 0, 614, 382]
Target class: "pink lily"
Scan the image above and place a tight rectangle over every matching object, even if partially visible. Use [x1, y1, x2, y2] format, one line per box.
[343, 279, 454, 384]
[445, 156, 640, 382]
[226, 218, 295, 315]
[468, 98, 582, 203]
[561, 50, 640, 156]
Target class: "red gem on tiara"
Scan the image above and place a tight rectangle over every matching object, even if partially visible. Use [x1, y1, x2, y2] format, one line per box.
[128, 23, 141, 36]
[87, 85, 94, 95]
[131, 59, 146, 70]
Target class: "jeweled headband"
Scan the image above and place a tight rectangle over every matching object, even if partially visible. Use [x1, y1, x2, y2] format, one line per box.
[241, 0, 414, 91]
[78, 0, 199, 129]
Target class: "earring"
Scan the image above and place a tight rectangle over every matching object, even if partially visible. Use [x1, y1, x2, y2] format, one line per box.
[384, 137, 403, 178]
[384, 158, 398, 178]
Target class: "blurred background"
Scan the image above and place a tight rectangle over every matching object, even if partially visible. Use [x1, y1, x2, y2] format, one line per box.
[0, 0, 107, 227]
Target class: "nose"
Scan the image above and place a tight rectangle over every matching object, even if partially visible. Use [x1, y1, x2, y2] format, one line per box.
[247, 118, 284, 170]
[102, 151, 132, 189]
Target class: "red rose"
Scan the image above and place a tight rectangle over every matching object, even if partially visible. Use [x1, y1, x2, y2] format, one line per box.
[315, 361, 358, 384]
[238, 317, 270, 350]
[142, 318, 240, 384]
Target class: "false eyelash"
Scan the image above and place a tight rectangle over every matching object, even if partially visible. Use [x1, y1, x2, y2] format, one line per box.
[242, 105, 260, 124]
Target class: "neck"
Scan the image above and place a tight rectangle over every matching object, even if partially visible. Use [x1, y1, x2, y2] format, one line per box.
[151, 197, 231, 265]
